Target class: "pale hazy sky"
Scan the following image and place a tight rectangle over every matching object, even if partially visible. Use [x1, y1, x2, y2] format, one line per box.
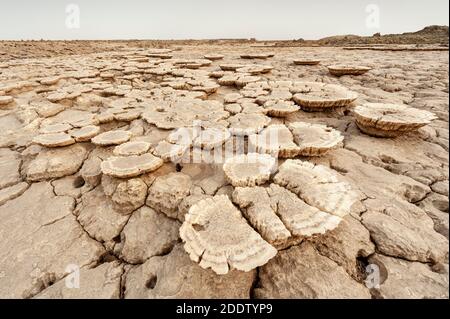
[0, 0, 448, 40]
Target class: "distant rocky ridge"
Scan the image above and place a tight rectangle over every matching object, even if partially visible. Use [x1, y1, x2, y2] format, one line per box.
[0, 26, 448, 61]
[313, 25, 449, 46]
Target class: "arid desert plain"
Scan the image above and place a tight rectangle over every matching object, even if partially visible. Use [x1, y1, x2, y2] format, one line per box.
[0, 39, 448, 299]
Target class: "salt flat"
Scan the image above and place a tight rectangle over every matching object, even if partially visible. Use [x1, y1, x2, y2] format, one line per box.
[0, 41, 448, 299]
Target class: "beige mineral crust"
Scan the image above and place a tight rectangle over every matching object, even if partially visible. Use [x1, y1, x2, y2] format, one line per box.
[255, 89, 292, 105]
[167, 127, 199, 145]
[69, 125, 100, 142]
[0, 42, 448, 298]
[0, 96, 14, 106]
[33, 133, 75, 147]
[48, 109, 99, 127]
[288, 122, 344, 156]
[192, 126, 231, 150]
[113, 141, 151, 156]
[263, 100, 299, 117]
[249, 124, 300, 158]
[123, 244, 255, 298]
[236, 65, 273, 75]
[218, 74, 262, 88]
[204, 54, 224, 61]
[148, 53, 173, 59]
[152, 140, 189, 162]
[240, 53, 272, 59]
[291, 82, 358, 111]
[223, 153, 276, 187]
[232, 186, 292, 247]
[274, 160, 360, 217]
[219, 63, 246, 71]
[224, 93, 242, 104]
[328, 64, 372, 76]
[146, 172, 192, 219]
[232, 183, 343, 247]
[26, 144, 88, 181]
[91, 130, 132, 146]
[101, 153, 163, 178]
[353, 103, 437, 137]
[217, 74, 239, 86]
[142, 100, 228, 129]
[293, 59, 321, 65]
[39, 123, 72, 134]
[227, 113, 271, 136]
[267, 184, 343, 237]
[180, 195, 277, 274]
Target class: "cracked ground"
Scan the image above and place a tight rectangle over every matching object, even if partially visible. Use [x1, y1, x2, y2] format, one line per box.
[0, 42, 448, 299]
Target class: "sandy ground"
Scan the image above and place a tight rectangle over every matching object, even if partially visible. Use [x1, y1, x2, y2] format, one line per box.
[0, 43, 448, 299]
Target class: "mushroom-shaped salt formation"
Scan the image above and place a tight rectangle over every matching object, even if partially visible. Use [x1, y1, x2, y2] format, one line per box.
[193, 126, 231, 150]
[293, 59, 321, 65]
[113, 141, 151, 156]
[167, 127, 199, 146]
[100, 72, 115, 79]
[240, 53, 272, 59]
[217, 73, 262, 87]
[148, 53, 173, 59]
[223, 153, 276, 187]
[225, 103, 242, 115]
[291, 82, 358, 111]
[192, 83, 220, 94]
[208, 70, 228, 78]
[327, 65, 372, 76]
[273, 160, 360, 217]
[224, 93, 242, 104]
[263, 100, 299, 117]
[113, 109, 142, 122]
[0, 96, 14, 107]
[232, 184, 342, 248]
[266, 184, 342, 237]
[235, 75, 262, 88]
[240, 88, 269, 99]
[255, 89, 292, 105]
[204, 54, 224, 61]
[152, 140, 189, 162]
[353, 103, 437, 137]
[91, 130, 132, 146]
[232, 186, 292, 247]
[287, 122, 344, 156]
[227, 113, 271, 136]
[142, 100, 228, 129]
[39, 123, 72, 134]
[217, 74, 239, 86]
[249, 125, 300, 158]
[236, 65, 273, 75]
[146, 48, 173, 54]
[33, 133, 75, 147]
[69, 125, 100, 142]
[49, 109, 99, 127]
[101, 153, 163, 178]
[174, 59, 212, 68]
[39, 75, 64, 85]
[180, 195, 277, 274]
[219, 63, 246, 71]
[97, 111, 115, 124]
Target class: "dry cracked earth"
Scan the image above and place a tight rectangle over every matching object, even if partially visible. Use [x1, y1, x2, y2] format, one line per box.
[0, 43, 448, 299]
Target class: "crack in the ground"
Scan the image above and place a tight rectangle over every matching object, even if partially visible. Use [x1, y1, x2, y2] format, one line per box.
[249, 267, 260, 299]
